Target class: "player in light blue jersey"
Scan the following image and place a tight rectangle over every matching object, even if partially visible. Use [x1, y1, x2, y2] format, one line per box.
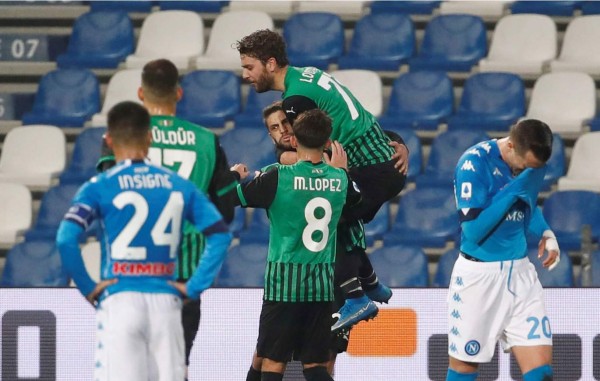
[56, 101, 232, 381]
[447, 120, 560, 381]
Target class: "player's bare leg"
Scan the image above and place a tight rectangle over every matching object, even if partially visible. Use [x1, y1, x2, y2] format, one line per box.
[512, 345, 553, 380]
[446, 357, 479, 380]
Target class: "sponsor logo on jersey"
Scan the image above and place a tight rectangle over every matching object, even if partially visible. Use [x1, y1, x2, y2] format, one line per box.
[450, 326, 460, 336]
[465, 340, 481, 356]
[461, 160, 475, 172]
[286, 106, 296, 115]
[451, 309, 462, 319]
[493, 167, 503, 177]
[460, 182, 472, 199]
[480, 142, 492, 153]
[466, 148, 481, 157]
[506, 210, 525, 222]
[112, 261, 175, 276]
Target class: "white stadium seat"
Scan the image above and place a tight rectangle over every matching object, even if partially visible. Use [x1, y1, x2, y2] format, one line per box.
[0, 183, 32, 246]
[90, 69, 142, 127]
[550, 15, 600, 75]
[330, 69, 383, 117]
[557, 132, 600, 192]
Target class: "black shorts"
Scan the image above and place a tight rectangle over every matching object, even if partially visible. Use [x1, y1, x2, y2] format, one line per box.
[256, 300, 332, 364]
[348, 160, 406, 223]
[181, 298, 201, 365]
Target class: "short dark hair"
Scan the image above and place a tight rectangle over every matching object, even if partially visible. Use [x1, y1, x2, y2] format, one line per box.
[107, 101, 151, 146]
[510, 119, 553, 163]
[141, 59, 179, 102]
[262, 101, 283, 127]
[292, 109, 332, 149]
[236, 29, 289, 67]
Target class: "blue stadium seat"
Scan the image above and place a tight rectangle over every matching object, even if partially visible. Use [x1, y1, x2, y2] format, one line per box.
[57, 11, 134, 69]
[90, 1, 153, 12]
[589, 250, 600, 286]
[542, 134, 566, 191]
[384, 186, 459, 248]
[0, 93, 35, 121]
[416, 130, 489, 188]
[178, 70, 241, 128]
[378, 71, 454, 131]
[365, 202, 390, 247]
[59, 127, 106, 185]
[581, 1, 600, 14]
[220, 128, 277, 174]
[370, 1, 441, 14]
[159, 1, 226, 12]
[527, 248, 574, 287]
[1, 240, 70, 287]
[368, 244, 429, 287]
[24, 184, 80, 242]
[337, 13, 415, 71]
[447, 72, 525, 132]
[238, 208, 270, 244]
[385, 127, 423, 180]
[541, 190, 600, 251]
[217, 242, 267, 287]
[409, 14, 487, 72]
[22, 69, 100, 128]
[233, 88, 282, 129]
[283, 12, 344, 69]
[510, 1, 581, 16]
[432, 248, 459, 288]
[229, 207, 246, 238]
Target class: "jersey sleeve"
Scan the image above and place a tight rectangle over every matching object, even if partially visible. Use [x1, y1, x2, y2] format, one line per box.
[282, 95, 318, 125]
[234, 167, 279, 209]
[342, 171, 362, 216]
[206, 136, 239, 224]
[454, 151, 491, 222]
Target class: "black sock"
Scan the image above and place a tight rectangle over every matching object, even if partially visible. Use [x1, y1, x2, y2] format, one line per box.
[261, 371, 283, 381]
[358, 270, 379, 292]
[339, 277, 364, 299]
[246, 366, 261, 381]
[335, 247, 364, 299]
[303, 366, 334, 381]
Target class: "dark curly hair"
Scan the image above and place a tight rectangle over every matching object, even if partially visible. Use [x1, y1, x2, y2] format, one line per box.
[236, 29, 289, 67]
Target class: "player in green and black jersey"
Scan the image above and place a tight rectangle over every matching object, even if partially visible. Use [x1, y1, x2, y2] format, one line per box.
[235, 109, 358, 381]
[95, 59, 246, 371]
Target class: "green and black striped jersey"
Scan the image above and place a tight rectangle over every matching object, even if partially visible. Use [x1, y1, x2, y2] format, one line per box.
[235, 161, 360, 302]
[282, 66, 395, 168]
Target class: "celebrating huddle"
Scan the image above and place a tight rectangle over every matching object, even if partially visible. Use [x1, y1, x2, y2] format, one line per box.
[56, 28, 560, 381]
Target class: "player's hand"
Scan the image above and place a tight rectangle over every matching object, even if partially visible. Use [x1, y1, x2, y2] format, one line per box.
[85, 278, 118, 306]
[538, 234, 560, 271]
[169, 280, 188, 297]
[390, 141, 409, 176]
[324, 141, 347, 170]
[230, 163, 249, 180]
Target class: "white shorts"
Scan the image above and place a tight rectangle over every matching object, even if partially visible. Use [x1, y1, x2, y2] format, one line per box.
[447, 255, 552, 363]
[95, 292, 185, 381]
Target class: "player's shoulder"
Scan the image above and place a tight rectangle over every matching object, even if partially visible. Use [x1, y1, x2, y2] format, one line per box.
[457, 139, 496, 167]
[285, 66, 323, 90]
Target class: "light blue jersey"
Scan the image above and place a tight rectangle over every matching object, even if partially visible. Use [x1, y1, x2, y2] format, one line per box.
[454, 140, 549, 261]
[57, 159, 231, 300]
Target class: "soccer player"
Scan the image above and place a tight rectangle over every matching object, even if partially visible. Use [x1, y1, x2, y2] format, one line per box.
[237, 29, 408, 331]
[235, 109, 358, 381]
[448, 119, 560, 381]
[96, 59, 247, 370]
[56, 101, 232, 381]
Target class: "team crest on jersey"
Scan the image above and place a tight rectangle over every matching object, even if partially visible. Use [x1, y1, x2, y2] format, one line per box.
[461, 160, 475, 172]
[465, 340, 481, 356]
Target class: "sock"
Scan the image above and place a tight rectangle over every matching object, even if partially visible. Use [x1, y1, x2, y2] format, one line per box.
[339, 277, 364, 299]
[523, 365, 553, 381]
[246, 366, 261, 381]
[358, 270, 379, 291]
[446, 368, 478, 381]
[261, 371, 283, 381]
[335, 247, 364, 299]
[303, 366, 333, 381]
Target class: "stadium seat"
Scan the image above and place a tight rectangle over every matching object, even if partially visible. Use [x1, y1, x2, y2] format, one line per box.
[432, 248, 459, 287]
[238, 208, 270, 244]
[377, 71, 454, 131]
[177, 70, 241, 128]
[195, 11, 274, 71]
[296, 1, 365, 16]
[542, 134, 566, 191]
[125, 10, 204, 70]
[364, 202, 390, 247]
[283, 12, 344, 69]
[557, 132, 600, 192]
[22, 69, 100, 128]
[447, 72, 525, 132]
[368, 244, 429, 287]
[217, 242, 268, 287]
[229, 207, 246, 238]
[550, 16, 600, 75]
[228, 1, 293, 15]
[90, 69, 142, 127]
[0, 183, 32, 246]
[384, 127, 422, 181]
[409, 14, 487, 72]
[234, 88, 282, 129]
[56, 11, 134, 69]
[219, 128, 277, 174]
[369, 1, 441, 15]
[329, 70, 383, 117]
[542, 190, 600, 251]
[438, 0, 510, 17]
[0, 125, 66, 189]
[0, 93, 35, 121]
[527, 247, 574, 287]
[59, 127, 106, 185]
[90, 1, 153, 12]
[524, 72, 596, 135]
[384, 186, 459, 248]
[24, 183, 80, 242]
[415, 130, 489, 188]
[510, 1, 581, 16]
[581, 1, 600, 14]
[159, 1, 225, 12]
[337, 13, 415, 71]
[478, 14, 556, 76]
[1, 240, 70, 287]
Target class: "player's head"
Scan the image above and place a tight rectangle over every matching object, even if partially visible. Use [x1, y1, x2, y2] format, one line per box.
[507, 119, 553, 173]
[291, 109, 332, 150]
[263, 101, 293, 150]
[139, 59, 182, 104]
[107, 101, 151, 152]
[237, 29, 288, 93]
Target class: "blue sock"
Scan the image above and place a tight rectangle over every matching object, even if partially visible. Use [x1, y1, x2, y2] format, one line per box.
[523, 364, 553, 381]
[446, 368, 478, 381]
